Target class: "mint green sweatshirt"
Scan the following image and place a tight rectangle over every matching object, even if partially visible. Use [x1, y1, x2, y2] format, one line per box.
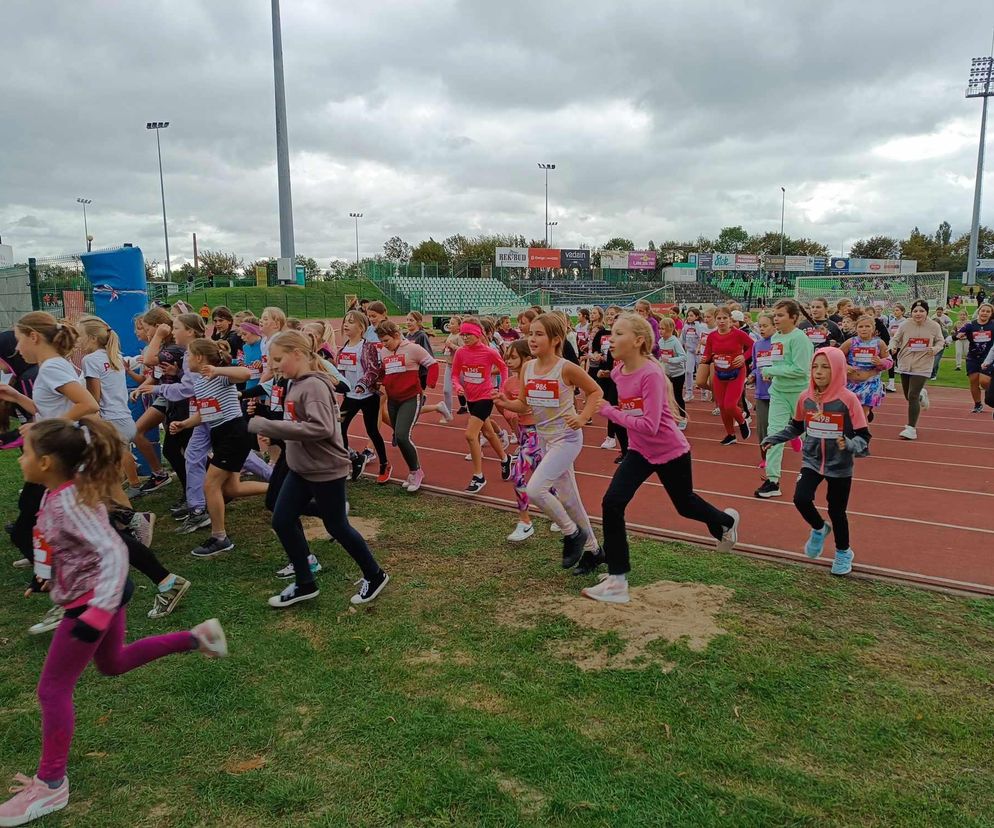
[763, 327, 813, 395]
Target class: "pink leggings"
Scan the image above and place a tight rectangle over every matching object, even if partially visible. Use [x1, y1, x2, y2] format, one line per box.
[712, 372, 747, 435]
[36, 608, 195, 781]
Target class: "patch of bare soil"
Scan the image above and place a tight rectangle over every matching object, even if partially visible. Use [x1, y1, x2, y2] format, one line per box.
[405, 648, 473, 667]
[275, 615, 325, 651]
[301, 515, 381, 542]
[494, 774, 547, 817]
[501, 580, 733, 671]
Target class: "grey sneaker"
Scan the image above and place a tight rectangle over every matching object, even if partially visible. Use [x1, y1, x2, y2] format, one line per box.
[191, 535, 234, 558]
[175, 509, 211, 535]
[275, 556, 322, 579]
[28, 605, 64, 635]
[123, 484, 143, 500]
[147, 576, 191, 619]
[129, 512, 156, 548]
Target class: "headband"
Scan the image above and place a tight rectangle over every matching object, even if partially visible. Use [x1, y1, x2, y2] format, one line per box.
[240, 323, 262, 336]
[460, 322, 484, 338]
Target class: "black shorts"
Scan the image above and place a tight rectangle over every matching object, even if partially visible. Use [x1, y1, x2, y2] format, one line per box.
[966, 358, 986, 375]
[151, 398, 168, 415]
[467, 399, 494, 421]
[208, 417, 253, 472]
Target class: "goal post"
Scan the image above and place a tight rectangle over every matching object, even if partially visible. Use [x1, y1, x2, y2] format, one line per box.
[794, 272, 949, 309]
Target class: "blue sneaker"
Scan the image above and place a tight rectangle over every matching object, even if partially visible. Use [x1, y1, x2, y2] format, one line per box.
[831, 548, 854, 576]
[804, 524, 831, 559]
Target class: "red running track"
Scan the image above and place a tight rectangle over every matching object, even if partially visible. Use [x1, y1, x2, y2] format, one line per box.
[346, 384, 994, 596]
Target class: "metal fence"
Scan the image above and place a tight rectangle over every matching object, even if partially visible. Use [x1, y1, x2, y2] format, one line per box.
[0, 266, 33, 328]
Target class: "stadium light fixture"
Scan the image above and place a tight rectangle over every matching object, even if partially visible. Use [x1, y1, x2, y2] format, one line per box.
[538, 163, 556, 244]
[779, 187, 786, 257]
[965, 52, 993, 286]
[547, 221, 558, 246]
[76, 198, 92, 251]
[349, 213, 363, 264]
[271, 0, 295, 262]
[146, 122, 171, 274]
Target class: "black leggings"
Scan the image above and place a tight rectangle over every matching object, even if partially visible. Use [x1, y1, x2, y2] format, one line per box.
[119, 527, 170, 586]
[670, 374, 687, 417]
[10, 482, 46, 563]
[601, 450, 732, 575]
[792, 467, 852, 550]
[900, 374, 928, 427]
[340, 394, 388, 468]
[162, 424, 192, 492]
[272, 471, 380, 588]
[599, 375, 628, 446]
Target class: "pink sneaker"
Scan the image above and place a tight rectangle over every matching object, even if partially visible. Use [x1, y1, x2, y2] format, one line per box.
[789, 437, 802, 453]
[758, 460, 767, 470]
[0, 773, 69, 825]
[406, 468, 425, 493]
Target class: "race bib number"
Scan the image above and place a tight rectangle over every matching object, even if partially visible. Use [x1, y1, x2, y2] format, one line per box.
[659, 349, 674, 359]
[714, 356, 731, 370]
[756, 349, 772, 368]
[463, 366, 485, 384]
[338, 351, 358, 369]
[806, 328, 827, 344]
[908, 337, 929, 352]
[153, 365, 163, 379]
[248, 365, 261, 380]
[769, 343, 784, 362]
[974, 330, 992, 343]
[198, 397, 222, 421]
[600, 336, 612, 355]
[384, 354, 406, 375]
[284, 400, 297, 421]
[270, 384, 285, 411]
[32, 527, 53, 581]
[852, 346, 876, 365]
[525, 378, 560, 408]
[618, 396, 644, 416]
[805, 410, 844, 439]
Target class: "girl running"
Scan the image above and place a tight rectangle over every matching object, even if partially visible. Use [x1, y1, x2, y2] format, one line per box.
[499, 340, 542, 542]
[884, 303, 906, 391]
[755, 299, 815, 499]
[494, 313, 603, 568]
[589, 306, 627, 458]
[337, 310, 390, 483]
[440, 315, 466, 416]
[701, 306, 754, 445]
[168, 339, 268, 557]
[0, 416, 225, 828]
[451, 319, 511, 494]
[761, 348, 871, 576]
[656, 316, 688, 422]
[680, 307, 704, 401]
[249, 331, 390, 608]
[581, 313, 739, 603]
[751, 313, 775, 469]
[373, 320, 439, 493]
[574, 308, 591, 354]
[798, 297, 843, 349]
[953, 310, 970, 371]
[955, 302, 993, 413]
[889, 299, 945, 441]
[634, 299, 662, 358]
[840, 314, 891, 421]
[405, 311, 451, 422]
[130, 307, 176, 493]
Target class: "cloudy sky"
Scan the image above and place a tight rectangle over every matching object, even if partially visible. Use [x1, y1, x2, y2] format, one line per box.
[2, 0, 993, 269]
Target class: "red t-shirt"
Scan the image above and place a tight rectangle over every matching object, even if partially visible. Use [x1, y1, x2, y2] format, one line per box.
[703, 327, 754, 371]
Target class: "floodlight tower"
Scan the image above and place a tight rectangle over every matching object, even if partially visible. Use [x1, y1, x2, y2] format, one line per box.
[547, 221, 558, 246]
[538, 163, 556, 244]
[146, 122, 171, 273]
[349, 212, 363, 264]
[965, 53, 993, 285]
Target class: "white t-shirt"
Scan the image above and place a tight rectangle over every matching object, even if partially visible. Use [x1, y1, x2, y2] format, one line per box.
[82, 349, 132, 421]
[33, 357, 83, 420]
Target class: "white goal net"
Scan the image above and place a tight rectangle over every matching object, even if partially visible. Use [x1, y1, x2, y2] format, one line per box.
[794, 272, 949, 309]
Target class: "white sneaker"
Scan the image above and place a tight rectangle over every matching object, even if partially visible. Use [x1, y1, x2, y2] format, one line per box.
[919, 388, 930, 410]
[191, 618, 228, 658]
[437, 401, 453, 422]
[711, 407, 720, 416]
[129, 511, 156, 548]
[898, 425, 918, 440]
[507, 522, 535, 542]
[12, 557, 30, 569]
[499, 429, 510, 450]
[509, 433, 518, 444]
[28, 605, 64, 635]
[717, 508, 739, 553]
[464, 452, 472, 461]
[600, 437, 617, 450]
[550, 522, 561, 533]
[886, 380, 896, 392]
[581, 574, 630, 604]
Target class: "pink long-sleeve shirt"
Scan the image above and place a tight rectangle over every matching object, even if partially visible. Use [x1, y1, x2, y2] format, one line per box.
[450, 342, 508, 402]
[599, 360, 689, 465]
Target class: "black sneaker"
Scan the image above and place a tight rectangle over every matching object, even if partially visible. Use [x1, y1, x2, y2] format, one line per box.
[971, 403, 983, 414]
[466, 475, 486, 494]
[562, 529, 588, 569]
[456, 406, 469, 415]
[500, 455, 512, 481]
[139, 472, 172, 494]
[754, 479, 782, 498]
[572, 547, 606, 576]
[613, 453, 626, 464]
[176, 508, 211, 534]
[720, 435, 737, 446]
[868, 410, 875, 423]
[350, 450, 370, 482]
[739, 420, 751, 440]
[267, 581, 319, 608]
[191, 535, 235, 558]
[170, 500, 191, 520]
[351, 570, 389, 605]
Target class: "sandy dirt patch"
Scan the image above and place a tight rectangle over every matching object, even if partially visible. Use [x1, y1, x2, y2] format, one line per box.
[301, 515, 381, 542]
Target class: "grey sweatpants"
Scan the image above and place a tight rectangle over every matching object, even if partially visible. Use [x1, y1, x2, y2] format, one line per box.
[388, 395, 423, 472]
[754, 397, 770, 446]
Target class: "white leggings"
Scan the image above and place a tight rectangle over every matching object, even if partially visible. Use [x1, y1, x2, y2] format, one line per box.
[526, 429, 597, 550]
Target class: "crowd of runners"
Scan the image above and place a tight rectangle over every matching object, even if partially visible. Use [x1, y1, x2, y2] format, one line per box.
[0, 291, 991, 824]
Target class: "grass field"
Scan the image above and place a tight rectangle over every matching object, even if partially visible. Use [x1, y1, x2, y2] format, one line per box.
[163, 279, 401, 319]
[0, 450, 992, 827]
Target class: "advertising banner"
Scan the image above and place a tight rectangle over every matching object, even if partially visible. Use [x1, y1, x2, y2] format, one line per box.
[811, 257, 827, 272]
[559, 248, 590, 269]
[628, 251, 657, 270]
[0, 244, 12, 268]
[900, 260, 917, 274]
[977, 259, 994, 273]
[688, 253, 698, 267]
[712, 252, 736, 270]
[663, 267, 696, 282]
[764, 255, 786, 270]
[600, 249, 630, 269]
[495, 247, 529, 267]
[255, 264, 268, 287]
[830, 257, 850, 273]
[696, 252, 713, 270]
[784, 255, 808, 271]
[528, 248, 561, 269]
[735, 254, 760, 271]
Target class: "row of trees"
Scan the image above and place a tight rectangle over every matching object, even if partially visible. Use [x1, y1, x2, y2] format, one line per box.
[146, 222, 994, 282]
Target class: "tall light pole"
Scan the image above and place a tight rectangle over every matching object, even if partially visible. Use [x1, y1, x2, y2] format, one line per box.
[538, 162, 556, 244]
[272, 0, 295, 262]
[349, 213, 363, 265]
[547, 221, 558, 246]
[779, 187, 786, 256]
[965, 50, 993, 286]
[146, 122, 171, 274]
[76, 198, 92, 252]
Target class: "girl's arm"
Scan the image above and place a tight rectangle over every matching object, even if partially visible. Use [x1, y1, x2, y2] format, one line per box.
[491, 350, 509, 385]
[668, 338, 687, 367]
[157, 369, 197, 401]
[85, 377, 102, 406]
[563, 362, 602, 429]
[59, 382, 100, 421]
[201, 365, 252, 383]
[762, 418, 805, 446]
[248, 393, 336, 441]
[414, 346, 440, 388]
[764, 336, 812, 379]
[0, 384, 35, 414]
[354, 341, 381, 393]
[493, 368, 530, 414]
[170, 411, 202, 432]
[599, 368, 663, 436]
[142, 324, 172, 367]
